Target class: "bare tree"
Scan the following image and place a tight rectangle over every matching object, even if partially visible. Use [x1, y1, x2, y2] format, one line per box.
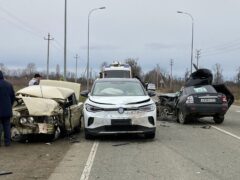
[25, 63, 36, 76]
[100, 61, 108, 70]
[0, 63, 6, 72]
[213, 63, 224, 84]
[125, 58, 142, 77]
[56, 64, 60, 79]
[236, 67, 240, 84]
[184, 68, 190, 81]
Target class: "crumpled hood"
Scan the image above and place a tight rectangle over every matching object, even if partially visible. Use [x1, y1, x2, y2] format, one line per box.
[18, 97, 61, 116]
[89, 96, 151, 105]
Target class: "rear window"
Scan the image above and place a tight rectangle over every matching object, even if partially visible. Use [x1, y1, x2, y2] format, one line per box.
[104, 70, 131, 78]
[185, 85, 217, 94]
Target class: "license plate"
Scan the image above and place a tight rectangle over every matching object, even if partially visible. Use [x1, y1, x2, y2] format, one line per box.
[111, 119, 131, 126]
[200, 99, 216, 103]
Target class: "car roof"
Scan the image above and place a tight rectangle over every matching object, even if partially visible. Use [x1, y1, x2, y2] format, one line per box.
[95, 78, 140, 82]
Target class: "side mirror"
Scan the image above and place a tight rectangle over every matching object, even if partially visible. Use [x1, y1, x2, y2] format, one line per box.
[80, 90, 89, 98]
[147, 90, 156, 97]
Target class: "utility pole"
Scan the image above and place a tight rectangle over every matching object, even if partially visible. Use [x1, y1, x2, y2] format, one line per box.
[170, 59, 174, 90]
[195, 49, 201, 68]
[74, 54, 79, 83]
[156, 64, 160, 90]
[64, 0, 67, 81]
[44, 33, 54, 79]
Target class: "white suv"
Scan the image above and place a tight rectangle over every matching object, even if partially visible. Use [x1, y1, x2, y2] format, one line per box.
[81, 78, 156, 139]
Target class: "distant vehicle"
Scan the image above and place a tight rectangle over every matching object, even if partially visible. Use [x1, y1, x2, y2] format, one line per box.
[147, 83, 156, 91]
[11, 80, 83, 141]
[158, 67, 234, 124]
[81, 78, 156, 139]
[101, 61, 132, 78]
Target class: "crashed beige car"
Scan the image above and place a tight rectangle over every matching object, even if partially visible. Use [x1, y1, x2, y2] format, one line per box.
[11, 80, 83, 141]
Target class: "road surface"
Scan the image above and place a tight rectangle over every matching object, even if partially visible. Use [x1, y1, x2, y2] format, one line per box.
[1, 106, 240, 180]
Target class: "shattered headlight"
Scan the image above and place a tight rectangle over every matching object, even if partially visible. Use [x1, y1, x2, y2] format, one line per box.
[139, 104, 155, 112]
[20, 117, 27, 124]
[85, 104, 103, 113]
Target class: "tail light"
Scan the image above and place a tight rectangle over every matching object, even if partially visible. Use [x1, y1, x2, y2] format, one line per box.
[186, 96, 194, 104]
[222, 95, 227, 103]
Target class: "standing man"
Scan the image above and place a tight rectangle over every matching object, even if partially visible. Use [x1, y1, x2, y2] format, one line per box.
[28, 73, 42, 86]
[0, 71, 15, 146]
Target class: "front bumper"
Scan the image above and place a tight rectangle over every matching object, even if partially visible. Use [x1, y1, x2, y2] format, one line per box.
[12, 123, 56, 135]
[85, 125, 156, 135]
[183, 103, 228, 117]
[83, 108, 157, 129]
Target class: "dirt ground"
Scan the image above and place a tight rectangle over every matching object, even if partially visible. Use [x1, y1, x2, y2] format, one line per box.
[0, 135, 79, 180]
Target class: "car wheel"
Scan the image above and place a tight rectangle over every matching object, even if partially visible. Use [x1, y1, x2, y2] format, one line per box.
[213, 115, 224, 124]
[177, 109, 188, 124]
[159, 107, 170, 121]
[49, 127, 61, 141]
[145, 132, 155, 139]
[85, 130, 94, 140]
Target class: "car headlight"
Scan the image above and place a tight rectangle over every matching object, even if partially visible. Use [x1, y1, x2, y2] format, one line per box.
[19, 117, 27, 124]
[85, 104, 103, 113]
[27, 117, 34, 123]
[139, 104, 155, 112]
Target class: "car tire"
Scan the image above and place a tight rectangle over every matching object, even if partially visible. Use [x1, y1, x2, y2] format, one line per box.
[85, 130, 94, 140]
[177, 109, 188, 124]
[159, 107, 170, 121]
[213, 115, 224, 124]
[145, 132, 155, 139]
[49, 127, 61, 141]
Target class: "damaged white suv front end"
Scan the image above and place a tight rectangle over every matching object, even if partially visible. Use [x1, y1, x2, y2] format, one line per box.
[82, 78, 156, 139]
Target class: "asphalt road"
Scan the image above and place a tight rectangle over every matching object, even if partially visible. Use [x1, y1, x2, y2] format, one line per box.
[48, 105, 240, 180]
[1, 105, 240, 180]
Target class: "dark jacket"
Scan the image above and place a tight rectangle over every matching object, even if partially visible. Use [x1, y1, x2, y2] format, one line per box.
[0, 71, 15, 118]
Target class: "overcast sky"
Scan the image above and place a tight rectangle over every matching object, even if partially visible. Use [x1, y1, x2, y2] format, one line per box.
[0, 0, 240, 79]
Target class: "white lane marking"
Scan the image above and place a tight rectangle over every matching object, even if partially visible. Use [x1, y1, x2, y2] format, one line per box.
[212, 126, 240, 141]
[236, 111, 240, 113]
[80, 141, 99, 180]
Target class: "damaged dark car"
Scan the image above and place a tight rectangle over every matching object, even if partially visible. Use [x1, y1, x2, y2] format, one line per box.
[158, 67, 234, 124]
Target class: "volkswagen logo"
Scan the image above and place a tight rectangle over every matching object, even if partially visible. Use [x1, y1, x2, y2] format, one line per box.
[118, 107, 124, 114]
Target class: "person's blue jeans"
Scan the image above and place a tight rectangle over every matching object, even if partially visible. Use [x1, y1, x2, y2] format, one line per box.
[0, 118, 11, 146]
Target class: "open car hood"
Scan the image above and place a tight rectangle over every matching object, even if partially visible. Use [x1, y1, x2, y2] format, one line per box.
[16, 86, 74, 100]
[185, 68, 213, 87]
[20, 97, 61, 116]
[40, 80, 81, 101]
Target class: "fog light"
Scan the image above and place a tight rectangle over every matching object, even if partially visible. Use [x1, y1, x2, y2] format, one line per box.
[88, 117, 94, 126]
[148, 116, 155, 125]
